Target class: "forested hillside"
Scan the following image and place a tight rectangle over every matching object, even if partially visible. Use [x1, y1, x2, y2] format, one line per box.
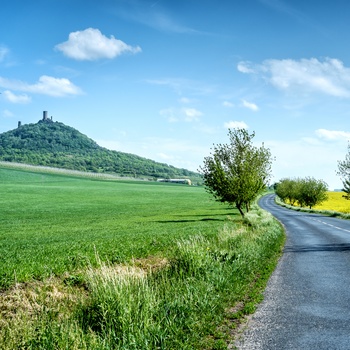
[0, 119, 200, 181]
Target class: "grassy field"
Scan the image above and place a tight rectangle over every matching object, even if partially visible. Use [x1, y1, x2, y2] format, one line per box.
[313, 191, 350, 213]
[0, 166, 227, 289]
[0, 166, 284, 349]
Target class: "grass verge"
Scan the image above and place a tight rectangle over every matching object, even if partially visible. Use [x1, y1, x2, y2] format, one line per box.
[0, 203, 285, 349]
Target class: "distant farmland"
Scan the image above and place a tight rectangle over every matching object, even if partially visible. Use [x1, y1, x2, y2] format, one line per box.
[314, 191, 350, 213]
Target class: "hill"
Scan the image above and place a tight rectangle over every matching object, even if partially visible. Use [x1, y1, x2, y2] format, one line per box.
[0, 117, 200, 181]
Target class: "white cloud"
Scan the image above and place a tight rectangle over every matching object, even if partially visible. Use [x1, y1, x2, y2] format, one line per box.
[157, 152, 173, 160]
[237, 61, 255, 74]
[160, 107, 203, 123]
[160, 108, 178, 122]
[147, 78, 215, 96]
[182, 108, 202, 122]
[238, 57, 350, 98]
[241, 99, 259, 111]
[0, 75, 82, 97]
[3, 90, 31, 104]
[55, 28, 141, 61]
[222, 101, 234, 107]
[2, 109, 14, 118]
[224, 120, 248, 129]
[0, 46, 9, 62]
[179, 97, 191, 104]
[315, 129, 350, 141]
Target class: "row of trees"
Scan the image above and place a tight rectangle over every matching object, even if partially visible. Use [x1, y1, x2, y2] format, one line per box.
[200, 128, 350, 216]
[275, 177, 328, 209]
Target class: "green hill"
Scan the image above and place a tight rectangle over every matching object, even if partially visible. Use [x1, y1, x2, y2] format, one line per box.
[0, 118, 200, 181]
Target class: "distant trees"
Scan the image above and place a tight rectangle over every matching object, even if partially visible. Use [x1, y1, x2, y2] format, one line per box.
[0, 120, 201, 181]
[337, 143, 350, 200]
[199, 128, 273, 217]
[275, 177, 328, 209]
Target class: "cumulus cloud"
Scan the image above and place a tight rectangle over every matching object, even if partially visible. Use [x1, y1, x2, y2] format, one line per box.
[237, 61, 255, 74]
[224, 120, 248, 129]
[3, 90, 31, 104]
[182, 108, 202, 122]
[55, 28, 141, 61]
[241, 99, 259, 111]
[315, 128, 350, 141]
[237, 57, 350, 98]
[0, 75, 82, 97]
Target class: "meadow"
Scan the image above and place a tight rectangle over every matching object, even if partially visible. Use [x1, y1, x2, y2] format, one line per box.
[0, 166, 228, 289]
[0, 166, 284, 349]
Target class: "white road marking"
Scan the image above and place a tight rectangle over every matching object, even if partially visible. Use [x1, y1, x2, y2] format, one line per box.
[309, 217, 350, 234]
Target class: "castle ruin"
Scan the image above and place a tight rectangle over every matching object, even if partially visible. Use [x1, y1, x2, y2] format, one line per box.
[42, 110, 53, 122]
[17, 111, 53, 128]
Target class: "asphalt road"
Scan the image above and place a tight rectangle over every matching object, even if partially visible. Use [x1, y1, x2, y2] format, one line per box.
[235, 194, 350, 350]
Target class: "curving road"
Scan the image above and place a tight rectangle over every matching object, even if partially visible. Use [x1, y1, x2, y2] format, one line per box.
[235, 194, 350, 350]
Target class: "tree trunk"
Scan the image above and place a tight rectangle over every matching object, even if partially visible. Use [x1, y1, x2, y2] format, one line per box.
[236, 204, 245, 217]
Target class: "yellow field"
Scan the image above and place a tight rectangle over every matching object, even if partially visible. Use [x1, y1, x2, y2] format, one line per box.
[314, 191, 350, 213]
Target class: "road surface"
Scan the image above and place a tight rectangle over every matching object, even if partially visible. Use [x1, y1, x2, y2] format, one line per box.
[235, 194, 350, 350]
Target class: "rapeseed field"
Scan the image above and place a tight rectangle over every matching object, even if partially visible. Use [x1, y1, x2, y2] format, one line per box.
[314, 191, 350, 213]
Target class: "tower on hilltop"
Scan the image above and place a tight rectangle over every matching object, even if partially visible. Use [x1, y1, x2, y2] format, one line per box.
[42, 111, 53, 122]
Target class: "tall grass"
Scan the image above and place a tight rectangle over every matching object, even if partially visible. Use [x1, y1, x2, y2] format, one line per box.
[0, 208, 284, 349]
[0, 166, 285, 349]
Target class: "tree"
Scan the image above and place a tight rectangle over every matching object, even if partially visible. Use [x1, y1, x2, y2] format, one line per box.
[298, 177, 328, 209]
[337, 143, 350, 200]
[276, 177, 328, 209]
[275, 178, 301, 205]
[199, 128, 273, 217]
[342, 177, 350, 200]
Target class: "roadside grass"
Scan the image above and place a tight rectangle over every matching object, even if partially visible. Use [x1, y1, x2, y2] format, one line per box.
[0, 166, 285, 349]
[276, 192, 350, 219]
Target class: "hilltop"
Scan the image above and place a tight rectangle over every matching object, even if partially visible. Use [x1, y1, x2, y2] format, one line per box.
[0, 114, 200, 182]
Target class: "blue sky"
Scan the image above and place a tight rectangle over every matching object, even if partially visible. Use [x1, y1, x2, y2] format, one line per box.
[1, 0, 350, 190]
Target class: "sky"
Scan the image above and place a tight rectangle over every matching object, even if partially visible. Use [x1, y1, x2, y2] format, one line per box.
[1, 0, 350, 190]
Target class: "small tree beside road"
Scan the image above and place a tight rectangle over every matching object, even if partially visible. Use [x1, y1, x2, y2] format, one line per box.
[337, 143, 350, 200]
[199, 128, 273, 217]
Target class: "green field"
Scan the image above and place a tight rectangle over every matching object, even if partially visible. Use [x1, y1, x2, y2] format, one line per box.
[0, 166, 284, 349]
[0, 167, 231, 289]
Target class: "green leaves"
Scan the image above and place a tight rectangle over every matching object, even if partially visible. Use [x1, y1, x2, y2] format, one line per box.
[337, 143, 350, 200]
[199, 128, 273, 217]
[276, 177, 328, 209]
